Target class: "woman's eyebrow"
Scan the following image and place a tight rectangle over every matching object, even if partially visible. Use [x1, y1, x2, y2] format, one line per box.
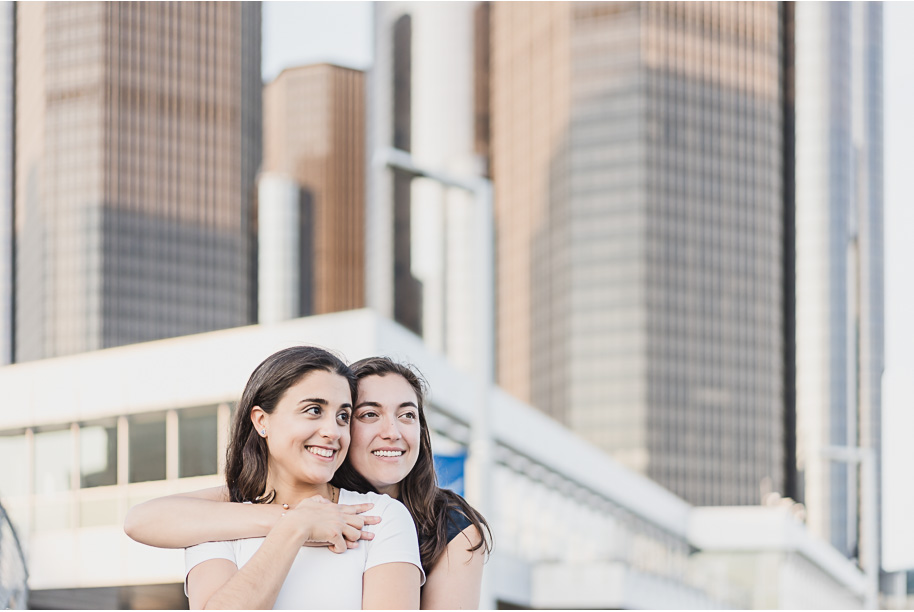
[297, 397, 328, 405]
[399, 402, 418, 409]
[299, 398, 353, 410]
[354, 400, 382, 409]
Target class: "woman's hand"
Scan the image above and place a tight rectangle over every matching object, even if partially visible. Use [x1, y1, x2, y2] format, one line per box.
[125, 486, 379, 551]
[286, 495, 381, 554]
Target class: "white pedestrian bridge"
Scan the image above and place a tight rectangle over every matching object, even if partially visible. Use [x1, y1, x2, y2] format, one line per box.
[0, 309, 868, 609]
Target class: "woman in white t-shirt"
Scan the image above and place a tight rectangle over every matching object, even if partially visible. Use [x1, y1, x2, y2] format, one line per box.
[182, 346, 424, 610]
[126, 358, 490, 609]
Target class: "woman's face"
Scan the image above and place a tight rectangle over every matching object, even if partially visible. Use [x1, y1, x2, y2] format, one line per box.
[349, 374, 422, 497]
[256, 369, 353, 488]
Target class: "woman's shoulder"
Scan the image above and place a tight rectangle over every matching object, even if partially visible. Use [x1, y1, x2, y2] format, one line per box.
[339, 489, 408, 515]
[444, 499, 474, 543]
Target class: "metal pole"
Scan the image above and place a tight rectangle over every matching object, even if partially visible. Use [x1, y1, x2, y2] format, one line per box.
[821, 446, 879, 609]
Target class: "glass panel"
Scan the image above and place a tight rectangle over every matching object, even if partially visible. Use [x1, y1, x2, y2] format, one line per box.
[0, 431, 27, 497]
[179, 406, 217, 478]
[128, 413, 166, 483]
[80, 419, 118, 488]
[34, 428, 72, 494]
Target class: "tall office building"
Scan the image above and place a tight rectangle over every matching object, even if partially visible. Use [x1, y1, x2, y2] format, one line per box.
[0, 2, 12, 366]
[491, 2, 790, 506]
[14, 2, 261, 362]
[368, 2, 490, 370]
[794, 2, 883, 566]
[259, 64, 364, 321]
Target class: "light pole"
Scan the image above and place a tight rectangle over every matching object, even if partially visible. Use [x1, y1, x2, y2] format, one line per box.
[374, 147, 496, 608]
[821, 445, 879, 609]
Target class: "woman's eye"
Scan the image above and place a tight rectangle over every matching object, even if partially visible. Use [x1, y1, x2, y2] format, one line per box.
[337, 412, 351, 425]
[304, 405, 321, 416]
[358, 410, 379, 420]
[400, 411, 417, 420]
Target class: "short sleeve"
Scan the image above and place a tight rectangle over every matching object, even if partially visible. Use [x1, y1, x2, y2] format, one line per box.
[184, 540, 237, 596]
[446, 506, 473, 544]
[364, 498, 426, 586]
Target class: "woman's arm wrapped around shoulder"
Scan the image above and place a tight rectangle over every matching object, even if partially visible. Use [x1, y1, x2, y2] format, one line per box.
[124, 486, 379, 550]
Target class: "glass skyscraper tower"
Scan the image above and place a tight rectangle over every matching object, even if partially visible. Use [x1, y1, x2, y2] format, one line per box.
[14, 2, 261, 362]
[492, 2, 790, 506]
[794, 1, 884, 566]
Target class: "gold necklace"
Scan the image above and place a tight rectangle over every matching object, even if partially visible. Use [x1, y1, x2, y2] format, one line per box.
[279, 485, 337, 510]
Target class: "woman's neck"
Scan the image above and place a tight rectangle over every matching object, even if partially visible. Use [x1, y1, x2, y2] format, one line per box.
[266, 479, 335, 506]
[376, 482, 400, 499]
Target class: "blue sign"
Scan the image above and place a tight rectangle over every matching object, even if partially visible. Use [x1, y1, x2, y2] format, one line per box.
[433, 452, 466, 496]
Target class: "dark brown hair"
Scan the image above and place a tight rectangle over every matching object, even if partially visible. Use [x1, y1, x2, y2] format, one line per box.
[332, 357, 492, 571]
[225, 346, 356, 504]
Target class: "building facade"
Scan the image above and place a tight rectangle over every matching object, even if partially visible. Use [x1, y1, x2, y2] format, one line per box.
[491, 2, 789, 506]
[0, 1, 12, 366]
[367, 2, 491, 366]
[0, 309, 870, 609]
[260, 64, 365, 321]
[14, 2, 261, 362]
[794, 1, 884, 568]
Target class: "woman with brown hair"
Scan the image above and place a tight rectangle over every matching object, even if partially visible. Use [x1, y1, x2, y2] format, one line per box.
[126, 356, 491, 609]
[164, 346, 423, 609]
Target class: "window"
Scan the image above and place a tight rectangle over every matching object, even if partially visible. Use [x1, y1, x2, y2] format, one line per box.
[179, 406, 218, 478]
[34, 427, 73, 494]
[0, 431, 27, 497]
[129, 412, 166, 483]
[80, 418, 118, 488]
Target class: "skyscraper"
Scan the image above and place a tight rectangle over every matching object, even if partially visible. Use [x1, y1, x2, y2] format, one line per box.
[0, 1, 12, 366]
[259, 64, 365, 321]
[14, 2, 261, 362]
[368, 2, 491, 370]
[794, 1, 883, 565]
[491, 2, 789, 506]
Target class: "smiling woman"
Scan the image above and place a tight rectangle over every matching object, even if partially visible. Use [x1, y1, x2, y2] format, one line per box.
[347, 373, 422, 496]
[124, 355, 490, 610]
[333, 358, 491, 609]
[147, 346, 424, 610]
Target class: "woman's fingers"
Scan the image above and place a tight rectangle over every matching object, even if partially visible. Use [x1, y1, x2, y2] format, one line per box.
[343, 513, 381, 530]
[355, 513, 381, 526]
[342, 524, 362, 544]
[289, 497, 379, 549]
[328, 533, 348, 554]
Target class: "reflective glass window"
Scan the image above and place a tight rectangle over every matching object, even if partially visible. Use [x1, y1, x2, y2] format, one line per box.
[129, 412, 166, 483]
[80, 418, 118, 488]
[34, 427, 73, 494]
[0, 431, 28, 497]
[179, 406, 217, 478]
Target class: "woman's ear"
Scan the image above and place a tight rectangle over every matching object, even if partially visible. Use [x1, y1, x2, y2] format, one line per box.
[251, 406, 268, 438]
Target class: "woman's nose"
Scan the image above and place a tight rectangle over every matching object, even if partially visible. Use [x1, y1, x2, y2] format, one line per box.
[381, 416, 401, 439]
[320, 414, 342, 440]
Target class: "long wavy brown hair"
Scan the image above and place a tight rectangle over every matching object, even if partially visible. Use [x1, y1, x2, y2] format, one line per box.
[225, 346, 357, 504]
[332, 357, 492, 572]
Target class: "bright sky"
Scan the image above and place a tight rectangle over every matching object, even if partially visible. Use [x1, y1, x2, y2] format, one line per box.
[262, 2, 914, 571]
[262, 1, 372, 82]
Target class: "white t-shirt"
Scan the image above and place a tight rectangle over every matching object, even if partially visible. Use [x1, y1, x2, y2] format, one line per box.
[185, 489, 424, 610]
